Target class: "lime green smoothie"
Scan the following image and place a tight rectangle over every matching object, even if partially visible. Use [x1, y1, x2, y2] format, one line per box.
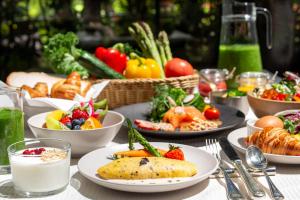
[218, 44, 263, 74]
[0, 108, 24, 165]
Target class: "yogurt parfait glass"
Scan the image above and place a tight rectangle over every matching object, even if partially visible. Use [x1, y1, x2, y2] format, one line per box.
[7, 138, 71, 197]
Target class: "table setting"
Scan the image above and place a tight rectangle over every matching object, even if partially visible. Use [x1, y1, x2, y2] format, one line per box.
[1, 106, 300, 200]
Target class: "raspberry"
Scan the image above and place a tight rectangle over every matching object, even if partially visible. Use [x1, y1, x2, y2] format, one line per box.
[22, 149, 31, 155]
[72, 109, 89, 120]
[72, 109, 82, 119]
[33, 148, 46, 155]
[23, 148, 46, 155]
[81, 111, 89, 119]
[34, 148, 41, 154]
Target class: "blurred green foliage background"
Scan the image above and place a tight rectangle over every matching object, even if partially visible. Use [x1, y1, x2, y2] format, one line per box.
[0, 0, 299, 80]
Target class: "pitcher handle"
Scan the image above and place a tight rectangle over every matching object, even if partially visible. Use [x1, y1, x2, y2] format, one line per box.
[256, 7, 272, 49]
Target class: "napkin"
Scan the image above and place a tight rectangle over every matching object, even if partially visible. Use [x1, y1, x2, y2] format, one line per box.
[23, 80, 110, 111]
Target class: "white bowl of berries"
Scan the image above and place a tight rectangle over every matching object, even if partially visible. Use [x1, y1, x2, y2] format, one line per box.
[27, 99, 124, 156]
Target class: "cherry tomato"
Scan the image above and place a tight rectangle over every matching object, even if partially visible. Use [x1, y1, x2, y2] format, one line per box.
[204, 107, 220, 120]
[276, 93, 287, 101]
[164, 58, 194, 77]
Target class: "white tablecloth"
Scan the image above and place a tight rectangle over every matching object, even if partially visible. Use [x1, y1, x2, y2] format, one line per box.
[1, 110, 300, 200]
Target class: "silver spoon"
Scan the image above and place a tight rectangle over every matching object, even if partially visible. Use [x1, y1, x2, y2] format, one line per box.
[246, 145, 284, 200]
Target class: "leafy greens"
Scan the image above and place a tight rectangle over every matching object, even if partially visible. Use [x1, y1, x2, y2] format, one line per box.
[150, 85, 206, 122]
[43, 32, 89, 78]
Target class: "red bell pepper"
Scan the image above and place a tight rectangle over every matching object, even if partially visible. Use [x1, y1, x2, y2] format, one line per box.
[95, 47, 127, 74]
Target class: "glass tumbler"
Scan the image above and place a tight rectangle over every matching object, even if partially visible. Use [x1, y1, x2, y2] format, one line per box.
[0, 87, 24, 174]
[8, 138, 71, 197]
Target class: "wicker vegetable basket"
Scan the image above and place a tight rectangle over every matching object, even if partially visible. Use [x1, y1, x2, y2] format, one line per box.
[94, 72, 199, 109]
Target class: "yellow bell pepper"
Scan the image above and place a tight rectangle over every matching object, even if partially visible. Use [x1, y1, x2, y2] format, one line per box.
[124, 58, 162, 79]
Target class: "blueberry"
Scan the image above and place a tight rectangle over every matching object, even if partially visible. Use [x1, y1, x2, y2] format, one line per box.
[73, 125, 81, 130]
[79, 118, 85, 125]
[72, 119, 81, 127]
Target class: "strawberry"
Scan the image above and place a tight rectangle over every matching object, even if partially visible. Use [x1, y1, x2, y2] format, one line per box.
[60, 116, 71, 125]
[72, 109, 89, 120]
[164, 145, 184, 160]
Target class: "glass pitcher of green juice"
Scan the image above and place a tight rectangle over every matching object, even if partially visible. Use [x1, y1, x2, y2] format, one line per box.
[0, 87, 24, 174]
[218, 0, 272, 79]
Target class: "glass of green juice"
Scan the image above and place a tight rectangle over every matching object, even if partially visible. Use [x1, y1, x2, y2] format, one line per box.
[0, 88, 24, 174]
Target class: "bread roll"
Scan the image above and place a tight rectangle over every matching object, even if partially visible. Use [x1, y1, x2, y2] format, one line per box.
[21, 82, 48, 98]
[51, 72, 91, 100]
[6, 72, 91, 98]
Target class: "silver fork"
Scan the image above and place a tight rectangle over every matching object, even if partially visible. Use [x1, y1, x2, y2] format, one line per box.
[206, 139, 246, 200]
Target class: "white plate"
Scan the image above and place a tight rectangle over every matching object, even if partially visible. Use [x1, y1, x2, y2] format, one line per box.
[228, 127, 300, 164]
[78, 142, 218, 193]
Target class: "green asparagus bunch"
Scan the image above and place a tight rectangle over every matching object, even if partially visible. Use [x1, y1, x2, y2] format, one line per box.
[127, 119, 162, 157]
[128, 22, 173, 78]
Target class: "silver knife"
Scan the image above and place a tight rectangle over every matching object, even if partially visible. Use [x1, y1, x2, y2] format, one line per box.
[219, 137, 265, 197]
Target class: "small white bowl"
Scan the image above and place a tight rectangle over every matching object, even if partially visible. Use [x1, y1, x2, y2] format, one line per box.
[246, 119, 263, 135]
[274, 109, 300, 117]
[28, 111, 124, 157]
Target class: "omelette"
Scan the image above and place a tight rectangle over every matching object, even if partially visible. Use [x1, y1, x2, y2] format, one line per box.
[97, 157, 197, 180]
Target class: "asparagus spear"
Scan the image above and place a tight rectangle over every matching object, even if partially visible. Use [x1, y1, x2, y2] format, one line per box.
[158, 31, 172, 61]
[128, 22, 165, 78]
[133, 23, 160, 62]
[156, 39, 167, 67]
[126, 119, 162, 157]
[128, 27, 151, 57]
[140, 22, 162, 64]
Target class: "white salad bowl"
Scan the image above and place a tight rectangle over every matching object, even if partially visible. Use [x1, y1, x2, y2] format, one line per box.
[246, 119, 263, 135]
[274, 109, 300, 117]
[27, 111, 124, 157]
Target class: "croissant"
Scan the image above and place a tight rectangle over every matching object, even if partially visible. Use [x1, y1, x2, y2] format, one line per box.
[21, 82, 48, 98]
[245, 127, 300, 156]
[51, 72, 91, 100]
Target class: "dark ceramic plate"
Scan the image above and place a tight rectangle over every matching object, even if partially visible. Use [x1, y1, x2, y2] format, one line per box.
[113, 102, 245, 138]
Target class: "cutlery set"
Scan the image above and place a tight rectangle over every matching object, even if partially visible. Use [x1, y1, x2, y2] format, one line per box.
[211, 166, 276, 178]
[206, 137, 284, 200]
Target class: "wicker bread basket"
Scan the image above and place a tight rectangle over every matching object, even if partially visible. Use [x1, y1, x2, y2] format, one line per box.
[94, 72, 199, 109]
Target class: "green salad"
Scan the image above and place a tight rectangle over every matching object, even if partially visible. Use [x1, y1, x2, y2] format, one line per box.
[150, 85, 206, 122]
